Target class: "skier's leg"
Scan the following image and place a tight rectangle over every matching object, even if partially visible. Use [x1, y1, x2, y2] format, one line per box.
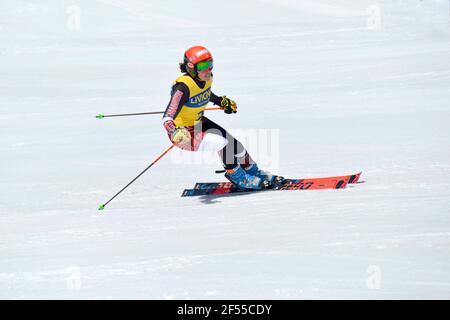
[200, 117, 278, 184]
[198, 117, 252, 169]
[197, 117, 263, 189]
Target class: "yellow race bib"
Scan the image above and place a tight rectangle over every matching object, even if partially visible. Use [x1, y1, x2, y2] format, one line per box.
[172, 75, 213, 127]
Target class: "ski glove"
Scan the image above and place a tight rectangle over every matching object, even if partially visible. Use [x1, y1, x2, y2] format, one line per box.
[220, 96, 237, 114]
[171, 127, 191, 147]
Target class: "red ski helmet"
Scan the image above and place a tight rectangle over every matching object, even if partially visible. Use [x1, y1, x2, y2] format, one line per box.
[182, 45, 213, 78]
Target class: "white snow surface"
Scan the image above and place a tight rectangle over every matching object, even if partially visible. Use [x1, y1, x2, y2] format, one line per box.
[1, 0, 450, 299]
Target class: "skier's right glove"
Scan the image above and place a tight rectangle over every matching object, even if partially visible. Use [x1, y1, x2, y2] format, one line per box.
[220, 96, 237, 114]
[171, 127, 191, 147]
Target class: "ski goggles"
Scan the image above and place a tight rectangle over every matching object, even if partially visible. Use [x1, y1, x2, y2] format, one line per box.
[196, 60, 213, 71]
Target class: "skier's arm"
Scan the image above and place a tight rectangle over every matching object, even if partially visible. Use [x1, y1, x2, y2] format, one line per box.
[162, 83, 189, 136]
[211, 91, 237, 114]
[210, 92, 222, 106]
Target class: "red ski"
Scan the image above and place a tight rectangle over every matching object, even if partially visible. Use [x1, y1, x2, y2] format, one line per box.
[181, 172, 362, 197]
[194, 172, 361, 190]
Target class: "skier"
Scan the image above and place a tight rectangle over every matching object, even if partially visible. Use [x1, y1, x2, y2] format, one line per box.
[162, 45, 274, 190]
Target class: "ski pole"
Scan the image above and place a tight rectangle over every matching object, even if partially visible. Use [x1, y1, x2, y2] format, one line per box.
[96, 107, 222, 119]
[98, 144, 176, 211]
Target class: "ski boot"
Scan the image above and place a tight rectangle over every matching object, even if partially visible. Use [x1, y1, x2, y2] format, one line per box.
[225, 166, 264, 190]
[242, 163, 284, 188]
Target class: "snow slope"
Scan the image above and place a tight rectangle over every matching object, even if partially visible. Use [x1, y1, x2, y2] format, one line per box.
[1, 0, 450, 299]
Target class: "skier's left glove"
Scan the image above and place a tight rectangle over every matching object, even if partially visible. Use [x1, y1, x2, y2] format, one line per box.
[171, 127, 191, 147]
[220, 96, 237, 114]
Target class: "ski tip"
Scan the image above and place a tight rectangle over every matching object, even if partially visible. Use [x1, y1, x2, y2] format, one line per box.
[98, 204, 106, 211]
[96, 114, 105, 119]
[351, 172, 363, 183]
